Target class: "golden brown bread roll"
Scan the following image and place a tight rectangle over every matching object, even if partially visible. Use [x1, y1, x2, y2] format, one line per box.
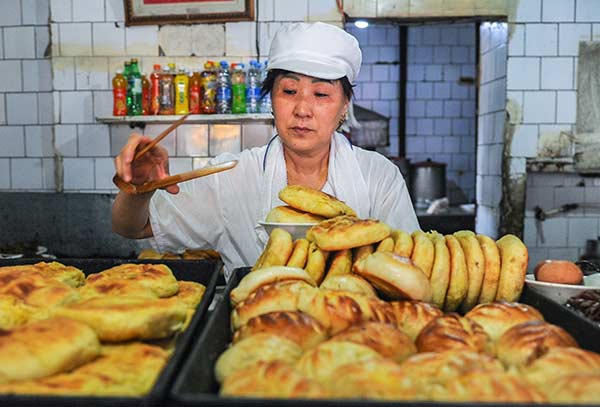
[432, 371, 546, 402]
[328, 321, 416, 362]
[495, 234, 528, 301]
[375, 236, 394, 252]
[168, 280, 206, 330]
[230, 266, 316, 306]
[297, 289, 394, 335]
[0, 273, 79, 308]
[0, 317, 100, 384]
[352, 244, 374, 267]
[389, 300, 443, 341]
[464, 301, 544, 342]
[295, 341, 382, 383]
[534, 260, 583, 285]
[265, 205, 325, 223]
[0, 261, 85, 288]
[520, 347, 600, 393]
[328, 358, 421, 400]
[79, 279, 158, 299]
[426, 231, 450, 308]
[252, 228, 294, 271]
[416, 313, 492, 354]
[232, 311, 328, 350]
[279, 185, 356, 218]
[215, 333, 303, 383]
[324, 249, 352, 278]
[319, 274, 377, 298]
[476, 234, 501, 304]
[443, 234, 468, 312]
[391, 229, 414, 257]
[306, 215, 391, 251]
[304, 242, 329, 285]
[286, 238, 310, 268]
[220, 361, 327, 399]
[86, 263, 179, 298]
[353, 252, 432, 301]
[496, 320, 578, 368]
[231, 281, 316, 330]
[545, 373, 600, 403]
[0, 295, 34, 330]
[454, 230, 485, 312]
[411, 230, 434, 278]
[137, 248, 163, 259]
[400, 350, 505, 395]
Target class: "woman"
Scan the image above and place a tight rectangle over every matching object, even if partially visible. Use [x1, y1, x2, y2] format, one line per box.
[112, 22, 419, 278]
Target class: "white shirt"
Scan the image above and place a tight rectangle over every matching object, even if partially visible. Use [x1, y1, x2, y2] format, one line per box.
[149, 132, 420, 279]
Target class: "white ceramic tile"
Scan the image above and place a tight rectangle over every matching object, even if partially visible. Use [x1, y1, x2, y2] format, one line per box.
[451, 83, 469, 100]
[38, 92, 53, 124]
[225, 22, 256, 57]
[158, 25, 191, 56]
[414, 45, 433, 63]
[558, 23, 591, 55]
[50, 0, 71, 22]
[125, 25, 158, 56]
[433, 82, 450, 99]
[60, 91, 93, 123]
[25, 126, 53, 157]
[176, 125, 208, 157]
[0, 61, 22, 92]
[35, 26, 50, 58]
[523, 91, 556, 123]
[525, 24, 558, 56]
[594, 23, 600, 39]
[92, 22, 125, 56]
[93, 90, 112, 118]
[511, 124, 538, 157]
[6, 93, 38, 125]
[542, 0, 574, 22]
[191, 25, 225, 56]
[444, 100, 461, 118]
[258, 0, 274, 21]
[109, 125, 132, 155]
[556, 90, 577, 123]
[22, 60, 52, 92]
[143, 125, 176, 155]
[11, 158, 42, 189]
[372, 100, 391, 116]
[52, 57, 76, 90]
[541, 57, 573, 89]
[444, 65, 460, 81]
[575, 0, 600, 22]
[0, 94, 5, 125]
[241, 123, 272, 150]
[508, 23, 525, 56]
[512, 0, 541, 22]
[75, 57, 109, 90]
[55, 124, 77, 156]
[41, 158, 55, 190]
[308, 0, 340, 22]
[60, 23, 92, 56]
[0, 159, 10, 188]
[93, 157, 115, 189]
[63, 158, 94, 189]
[432, 45, 450, 64]
[4, 26, 35, 59]
[381, 81, 399, 99]
[494, 44, 507, 78]
[72, 0, 104, 22]
[78, 124, 110, 156]
[169, 158, 193, 176]
[22, 0, 49, 25]
[0, 0, 22, 26]
[0, 126, 25, 157]
[538, 217, 568, 247]
[209, 124, 241, 156]
[423, 134, 440, 151]
[274, 0, 307, 21]
[105, 0, 124, 21]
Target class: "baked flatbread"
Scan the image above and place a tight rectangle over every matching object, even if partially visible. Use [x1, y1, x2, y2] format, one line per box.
[279, 185, 356, 218]
[0, 262, 85, 288]
[85, 263, 179, 298]
[266, 205, 325, 223]
[307, 215, 391, 251]
[0, 273, 79, 308]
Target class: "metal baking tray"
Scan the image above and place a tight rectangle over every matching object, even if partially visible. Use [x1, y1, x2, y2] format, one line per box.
[170, 267, 600, 407]
[0, 258, 221, 407]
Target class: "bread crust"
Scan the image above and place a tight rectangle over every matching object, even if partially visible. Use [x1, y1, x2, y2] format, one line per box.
[411, 231, 434, 278]
[416, 313, 492, 354]
[265, 205, 325, 223]
[443, 235, 468, 312]
[391, 229, 414, 258]
[0, 262, 85, 288]
[426, 231, 450, 309]
[307, 215, 391, 251]
[546, 373, 600, 403]
[85, 263, 179, 298]
[476, 234, 501, 304]
[253, 228, 294, 271]
[320, 274, 377, 298]
[376, 237, 394, 253]
[389, 300, 443, 341]
[304, 242, 329, 285]
[323, 249, 352, 278]
[464, 301, 544, 342]
[495, 234, 528, 301]
[279, 185, 356, 218]
[454, 230, 485, 312]
[286, 239, 310, 268]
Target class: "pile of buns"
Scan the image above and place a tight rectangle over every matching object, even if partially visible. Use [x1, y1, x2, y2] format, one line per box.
[0, 261, 205, 397]
[218, 267, 600, 402]
[138, 247, 221, 261]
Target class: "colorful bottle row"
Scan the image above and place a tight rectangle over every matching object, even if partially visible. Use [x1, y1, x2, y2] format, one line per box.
[112, 59, 271, 116]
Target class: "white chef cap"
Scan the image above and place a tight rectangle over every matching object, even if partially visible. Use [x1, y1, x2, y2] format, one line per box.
[268, 22, 362, 84]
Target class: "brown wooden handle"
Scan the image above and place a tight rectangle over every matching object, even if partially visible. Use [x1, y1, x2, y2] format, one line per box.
[133, 113, 190, 161]
[113, 160, 238, 194]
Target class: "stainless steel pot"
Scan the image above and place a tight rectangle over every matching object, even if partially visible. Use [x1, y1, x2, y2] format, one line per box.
[410, 159, 447, 209]
[388, 156, 411, 188]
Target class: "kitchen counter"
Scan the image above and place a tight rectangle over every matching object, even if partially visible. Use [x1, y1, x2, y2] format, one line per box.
[416, 205, 475, 234]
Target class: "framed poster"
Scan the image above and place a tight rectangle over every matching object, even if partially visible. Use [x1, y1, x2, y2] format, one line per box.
[124, 0, 254, 26]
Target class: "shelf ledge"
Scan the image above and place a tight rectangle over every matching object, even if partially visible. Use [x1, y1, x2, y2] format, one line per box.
[96, 113, 274, 125]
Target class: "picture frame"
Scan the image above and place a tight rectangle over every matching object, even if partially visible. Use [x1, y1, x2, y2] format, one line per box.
[124, 0, 255, 26]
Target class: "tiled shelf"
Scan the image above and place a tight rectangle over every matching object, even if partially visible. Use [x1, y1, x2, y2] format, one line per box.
[526, 157, 576, 173]
[96, 113, 274, 125]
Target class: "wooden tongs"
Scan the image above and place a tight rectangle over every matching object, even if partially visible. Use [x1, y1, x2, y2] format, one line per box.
[113, 114, 238, 194]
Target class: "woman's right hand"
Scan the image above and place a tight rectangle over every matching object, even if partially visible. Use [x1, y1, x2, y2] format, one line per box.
[114, 133, 180, 195]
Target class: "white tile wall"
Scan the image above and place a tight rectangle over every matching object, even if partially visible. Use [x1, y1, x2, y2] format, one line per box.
[525, 24, 558, 56]
[75, 57, 108, 90]
[60, 91, 93, 123]
[0, 159, 10, 188]
[273, 0, 307, 21]
[11, 158, 43, 189]
[4, 27, 35, 59]
[55, 124, 77, 156]
[556, 90, 577, 123]
[0, 61, 23, 92]
[523, 91, 556, 123]
[105, 0, 124, 22]
[22, 60, 52, 92]
[225, 22, 257, 57]
[125, 26, 157, 55]
[575, 0, 600, 22]
[60, 23, 92, 56]
[0, 1, 22, 26]
[92, 23, 125, 56]
[506, 57, 539, 90]
[0, 126, 25, 157]
[78, 124, 110, 156]
[558, 23, 591, 55]
[6, 93, 38, 125]
[540, 57, 573, 89]
[72, 0, 104, 22]
[50, 0, 72, 22]
[63, 157, 94, 189]
[543, 0, 575, 22]
[25, 126, 53, 157]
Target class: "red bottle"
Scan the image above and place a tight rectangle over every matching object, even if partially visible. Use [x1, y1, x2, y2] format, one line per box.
[150, 64, 161, 115]
[112, 68, 127, 116]
[189, 69, 201, 114]
[141, 74, 150, 115]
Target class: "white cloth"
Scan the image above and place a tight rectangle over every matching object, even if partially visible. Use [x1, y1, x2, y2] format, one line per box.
[148, 132, 419, 279]
[268, 22, 362, 83]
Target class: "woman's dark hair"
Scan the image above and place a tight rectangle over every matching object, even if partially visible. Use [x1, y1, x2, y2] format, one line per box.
[260, 69, 354, 101]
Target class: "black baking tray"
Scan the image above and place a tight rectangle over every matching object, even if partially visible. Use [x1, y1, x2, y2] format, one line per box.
[0, 258, 221, 407]
[170, 267, 600, 407]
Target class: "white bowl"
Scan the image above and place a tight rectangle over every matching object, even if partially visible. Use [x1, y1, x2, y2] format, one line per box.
[258, 221, 317, 240]
[525, 274, 600, 304]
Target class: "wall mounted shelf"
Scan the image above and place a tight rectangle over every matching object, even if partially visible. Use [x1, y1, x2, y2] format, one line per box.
[96, 113, 273, 127]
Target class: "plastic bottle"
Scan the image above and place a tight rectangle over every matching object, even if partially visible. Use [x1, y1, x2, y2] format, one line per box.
[112, 68, 127, 116]
[200, 61, 217, 114]
[246, 60, 260, 113]
[216, 61, 231, 114]
[174, 68, 189, 115]
[128, 58, 143, 116]
[189, 69, 201, 114]
[259, 60, 272, 114]
[124, 61, 132, 114]
[159, 65, 175, 115]
[141, 74, 150, 115]
[149, 64, 161, 115]
[231, 63, 246, 114]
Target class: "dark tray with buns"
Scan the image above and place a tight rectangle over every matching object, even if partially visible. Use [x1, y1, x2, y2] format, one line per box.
[169, 267, 600, 407]
[0, 258, 221, 407]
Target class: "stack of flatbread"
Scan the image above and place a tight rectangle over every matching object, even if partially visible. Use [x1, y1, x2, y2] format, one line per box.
[0, 261, 206, 397]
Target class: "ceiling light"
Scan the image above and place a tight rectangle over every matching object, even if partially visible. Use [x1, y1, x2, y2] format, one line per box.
[354, 20, 369, 29]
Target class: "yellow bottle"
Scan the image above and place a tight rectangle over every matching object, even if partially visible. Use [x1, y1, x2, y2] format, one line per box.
[174, 68, 189, 114]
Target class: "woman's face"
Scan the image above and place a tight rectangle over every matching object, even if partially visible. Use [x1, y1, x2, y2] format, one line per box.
[272, 72, 349, 155]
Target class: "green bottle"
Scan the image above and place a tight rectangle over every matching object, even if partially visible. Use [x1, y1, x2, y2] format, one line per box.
[128, 59, 143, 116]
[124, 61, 132, 115]
[231, 63, 246, 114]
